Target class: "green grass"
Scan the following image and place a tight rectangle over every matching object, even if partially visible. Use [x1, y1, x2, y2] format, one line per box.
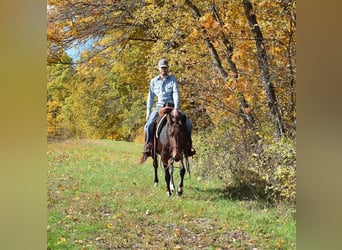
[48, 139, 296, 249]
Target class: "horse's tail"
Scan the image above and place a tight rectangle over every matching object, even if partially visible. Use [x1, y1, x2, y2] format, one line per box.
[139, 153, 148, 164]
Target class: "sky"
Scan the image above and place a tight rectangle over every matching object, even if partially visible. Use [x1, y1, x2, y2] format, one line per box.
[66, 39, 94, 62]
[66, 47, 82, 61]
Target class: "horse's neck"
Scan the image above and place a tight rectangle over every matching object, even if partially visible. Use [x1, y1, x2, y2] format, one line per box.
[156, 114, 168, 139]
[158, 122, 169, 145]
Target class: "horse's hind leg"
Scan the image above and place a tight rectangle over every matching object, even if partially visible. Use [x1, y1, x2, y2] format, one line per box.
[153, 156, 158, 187]
[177, 161, 186, 196]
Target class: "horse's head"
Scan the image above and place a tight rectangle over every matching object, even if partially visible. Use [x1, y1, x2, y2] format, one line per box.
[167, 109, 186, 161]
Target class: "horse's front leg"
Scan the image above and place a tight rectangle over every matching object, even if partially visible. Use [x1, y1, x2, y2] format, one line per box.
[168, 158, 175, 193]
[164, 163, 172, 197]
[153, 155, 159, 187]
[177, 160, 186, 196]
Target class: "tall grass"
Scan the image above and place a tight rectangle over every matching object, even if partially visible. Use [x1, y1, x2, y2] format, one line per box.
[48, 139, 295, 249]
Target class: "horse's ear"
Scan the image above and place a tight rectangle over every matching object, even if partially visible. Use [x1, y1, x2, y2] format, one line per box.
[171, 109, 181, 124]
[166, 112, 172, 124]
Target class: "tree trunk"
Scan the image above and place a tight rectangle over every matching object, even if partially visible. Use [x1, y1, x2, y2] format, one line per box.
[286, 8, 296, 138]
[242, 0, 285, 139]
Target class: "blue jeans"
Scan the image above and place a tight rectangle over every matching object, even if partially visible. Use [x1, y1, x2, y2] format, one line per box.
[144, 109, 192, 143]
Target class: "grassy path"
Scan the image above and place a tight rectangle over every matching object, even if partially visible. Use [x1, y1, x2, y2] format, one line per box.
[47, 139, 295, 249]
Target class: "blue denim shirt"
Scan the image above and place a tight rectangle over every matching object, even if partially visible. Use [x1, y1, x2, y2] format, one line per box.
[146, 75, 179, 116]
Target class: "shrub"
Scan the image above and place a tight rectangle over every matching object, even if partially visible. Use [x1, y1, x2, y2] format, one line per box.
[193, 120, 296, 204]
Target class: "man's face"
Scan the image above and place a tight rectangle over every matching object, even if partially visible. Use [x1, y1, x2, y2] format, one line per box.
[160, 66, 168, 76]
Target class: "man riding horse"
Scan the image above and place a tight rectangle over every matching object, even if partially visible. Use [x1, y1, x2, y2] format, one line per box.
[140, 59, 195, 163]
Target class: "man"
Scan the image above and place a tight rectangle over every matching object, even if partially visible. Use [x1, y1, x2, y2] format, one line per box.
[142, 59, 195, 160]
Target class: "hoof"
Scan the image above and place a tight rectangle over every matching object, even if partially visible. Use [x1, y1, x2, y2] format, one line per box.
[154, 182, 158, 187]
[177, 188, 183, 196]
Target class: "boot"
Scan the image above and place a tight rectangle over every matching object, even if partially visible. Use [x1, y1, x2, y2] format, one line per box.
[185, 137, 196, 157]
[187, 145, 196, 157]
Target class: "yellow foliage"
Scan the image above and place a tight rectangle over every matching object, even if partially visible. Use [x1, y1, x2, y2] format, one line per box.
[133, 127, 145, 144]
[199, 13, 214, 28]
[47, 0, 296, 138]
[47, 100, 63, 136]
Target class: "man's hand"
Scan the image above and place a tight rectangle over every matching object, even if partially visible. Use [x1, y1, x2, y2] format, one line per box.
[146, 115, 149, 122]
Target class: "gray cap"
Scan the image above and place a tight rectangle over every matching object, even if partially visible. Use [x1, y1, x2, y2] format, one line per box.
[158, 59, 168, 68]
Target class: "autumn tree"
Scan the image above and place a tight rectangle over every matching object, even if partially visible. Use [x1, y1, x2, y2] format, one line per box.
[242, 0, 284, 139]
[183, 0, 259, 148]
[47, 0, 296, 140]
[47, 54, 75, 137]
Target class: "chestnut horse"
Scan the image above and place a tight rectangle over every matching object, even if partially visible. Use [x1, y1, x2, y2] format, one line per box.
[152, 107, 190, 196]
